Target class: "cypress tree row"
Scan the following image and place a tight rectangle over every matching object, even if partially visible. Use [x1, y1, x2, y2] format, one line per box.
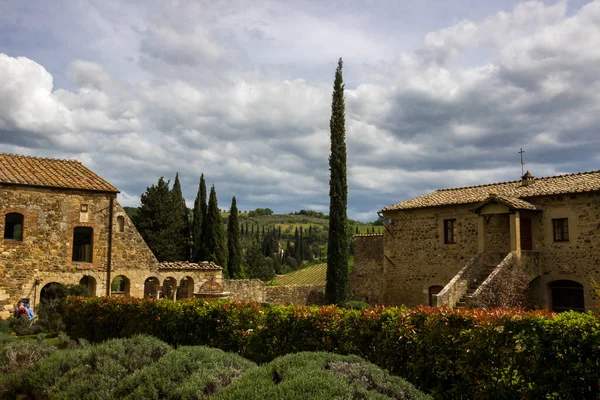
[171, 173, 190, 261]
[205, 185, 228, 271]
[227, 196, 242, 278]
[326, 58, 349, 305]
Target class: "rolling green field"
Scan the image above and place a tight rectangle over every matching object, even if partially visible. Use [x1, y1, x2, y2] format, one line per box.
[275, 263, 327, 285]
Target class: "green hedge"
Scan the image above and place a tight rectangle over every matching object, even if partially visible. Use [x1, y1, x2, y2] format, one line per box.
[62, 297, 600, 399]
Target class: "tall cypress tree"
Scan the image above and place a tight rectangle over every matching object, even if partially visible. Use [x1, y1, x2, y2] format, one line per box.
[171, 173, 189, 261]
[196, 174, 209, 260]
[191, 176, 204, 261]
[227, 196, 242, 278]
[205, 185, 228, 270]
[326, 58, 349, 305]
[135, 177, 179, 261]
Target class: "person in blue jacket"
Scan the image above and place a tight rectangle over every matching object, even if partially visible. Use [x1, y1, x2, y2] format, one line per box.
[24, 302, 34, 320]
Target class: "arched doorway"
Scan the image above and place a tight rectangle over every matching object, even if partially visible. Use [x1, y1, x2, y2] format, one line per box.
[79, 276, 97, 297]
[162, 277, 177, 300]
[111, 275, 130, 296]
[144, 277, 160, 299]
[176, 277, 194, 300]
[40, 282, 67, 304]
[428, 285, 444, 306]
[549, 280, 584, 312]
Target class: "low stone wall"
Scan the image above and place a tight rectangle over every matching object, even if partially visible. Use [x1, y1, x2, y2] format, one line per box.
[348, 234, 384, 305]
[266, 285, 325, 305]
[223, 280, 266, 302]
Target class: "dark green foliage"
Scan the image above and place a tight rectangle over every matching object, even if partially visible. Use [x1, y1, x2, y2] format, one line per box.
[112, 346, 256, 400]
[227, 197, 242, 279]
[191, 175, 205, 262]
[214, 352, 430, 400]
[0, 337, 57, 375]
[2, 335, 172, 399]
[197, 174, 209, 261]
[248, 208, 273, 217]
[245, 243, 275, 281]
[326, 58, 349, 305]
[134, 177, 182, 261]
[171, 173, 190, 261]
[64, 298, 600, 399]
[205, 185, 228, 270]
[342, 301, 371, 310]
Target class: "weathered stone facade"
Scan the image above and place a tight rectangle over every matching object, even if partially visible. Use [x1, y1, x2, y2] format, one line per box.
[347, 234, 383, 304]
[0, 156, 224, 318]
[354, 172, 600, 312]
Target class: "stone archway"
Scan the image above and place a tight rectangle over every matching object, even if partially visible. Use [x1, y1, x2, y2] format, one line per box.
[162, 277, 177, 300]
[144, 277, 160, 299]
[79, 276, 97, 297]
[111, 275, 130, 297]
[40, 282, 66, 304]
[176, 276, 194, 300]
[549, 280, 584, 312]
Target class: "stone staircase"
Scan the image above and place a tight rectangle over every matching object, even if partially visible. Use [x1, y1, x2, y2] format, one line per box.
[455, 265, 497, 307]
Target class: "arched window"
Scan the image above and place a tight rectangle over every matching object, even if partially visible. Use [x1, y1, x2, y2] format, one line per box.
[550, 280, 584, 312]
[428, 285, 444, 306]
[4, 213, 24, 241]
[73, 227, 93, 262]
[117, 216, 125, 233]
[111, 275, 130, 296]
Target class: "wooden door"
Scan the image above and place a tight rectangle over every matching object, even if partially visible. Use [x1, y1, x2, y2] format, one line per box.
[520, 217, 532, 251]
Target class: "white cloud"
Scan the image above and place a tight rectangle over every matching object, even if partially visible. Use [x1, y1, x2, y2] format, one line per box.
[2, 1, 600, 219]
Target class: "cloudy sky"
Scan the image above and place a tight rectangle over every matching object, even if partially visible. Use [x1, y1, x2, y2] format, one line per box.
[1, 0, 599, 221]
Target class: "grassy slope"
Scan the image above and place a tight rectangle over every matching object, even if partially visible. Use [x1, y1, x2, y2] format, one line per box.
[275, 263, 327, 285]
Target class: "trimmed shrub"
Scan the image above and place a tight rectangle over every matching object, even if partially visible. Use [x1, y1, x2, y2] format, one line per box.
[113, 346, 256, 399]
[0, 338, 57, 375]
[0, 318, 12, 334]
[62, 297, 600, 399]
[2, 335, 172, 399]
[343, 300, 371, 310]
[213, 352, 430, 400]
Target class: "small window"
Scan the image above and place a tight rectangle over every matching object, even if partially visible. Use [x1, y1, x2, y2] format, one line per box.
[552, 218, 569, 242]
[4, 213, 24, 241]
[117, 216, 125, 233]
[73, 227, 93, 262]
[444, 219, 456, 244]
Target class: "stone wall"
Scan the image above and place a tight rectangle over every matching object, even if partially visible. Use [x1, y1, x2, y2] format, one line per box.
[223, 280, 266, 302]
[381, 204, 479, 307]
[380, 192, 600, 311]
[266, 285, 325, 305]
[348, 234, 383, 304]
[523, 193, 600, 310]
[0, 185, 161, 317]
[484, 214, 510, 254]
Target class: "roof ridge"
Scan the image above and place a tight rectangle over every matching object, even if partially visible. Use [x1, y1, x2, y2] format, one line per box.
[436, 170, 600, 192]
[0, 153, 81, 163]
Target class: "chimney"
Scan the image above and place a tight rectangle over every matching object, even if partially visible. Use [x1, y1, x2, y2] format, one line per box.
[521, 171, 534, 187]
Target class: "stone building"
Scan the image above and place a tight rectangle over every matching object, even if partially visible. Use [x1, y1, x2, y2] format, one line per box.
[364, 170, 600, 312]
[0, 154, 224, 318]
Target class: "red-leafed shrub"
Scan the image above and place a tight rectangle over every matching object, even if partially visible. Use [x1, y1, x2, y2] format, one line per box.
[62, 297, 600, 399]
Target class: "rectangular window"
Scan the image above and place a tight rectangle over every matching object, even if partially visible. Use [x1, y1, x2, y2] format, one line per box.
[552, 218, 569, 242]
[444, 219, 456, 244]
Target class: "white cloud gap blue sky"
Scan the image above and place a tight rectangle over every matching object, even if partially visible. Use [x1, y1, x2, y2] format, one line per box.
[1, 0, 599, 221]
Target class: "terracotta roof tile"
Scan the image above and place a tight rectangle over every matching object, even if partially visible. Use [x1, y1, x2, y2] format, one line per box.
[159, 261, 222, 271]
[354, 233, 383, 237]
[0, 153, 119, 193]
[472, 194, 540, 212]
[381, 170, 600, 212]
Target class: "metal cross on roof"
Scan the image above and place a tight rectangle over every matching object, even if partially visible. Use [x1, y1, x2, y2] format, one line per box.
[518, 148, 525, 176]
